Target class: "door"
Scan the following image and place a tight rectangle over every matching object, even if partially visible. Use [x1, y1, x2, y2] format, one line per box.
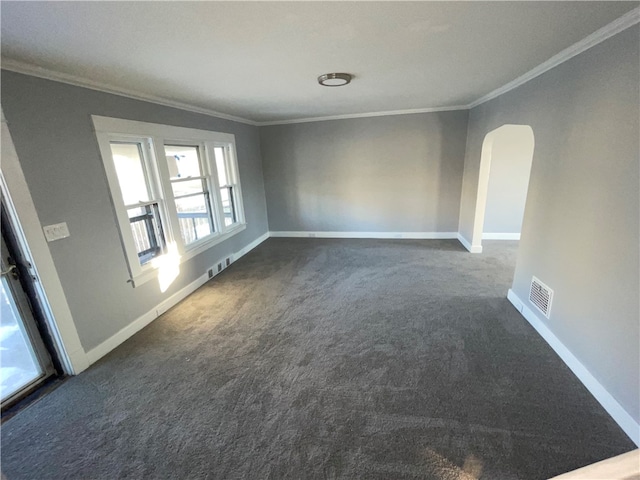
[1, 204, 57, 409]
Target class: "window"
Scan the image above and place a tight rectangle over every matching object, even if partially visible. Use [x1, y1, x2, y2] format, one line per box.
[93, 117, 246, 286]
[165, 145, 214, 245]
[109, 141, 166, 265]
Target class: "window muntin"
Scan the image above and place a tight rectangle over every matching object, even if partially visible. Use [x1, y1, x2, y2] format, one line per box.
[94, 116, 246, 287]
[109, 141, 165, 265]
[171, 179, 204, 197]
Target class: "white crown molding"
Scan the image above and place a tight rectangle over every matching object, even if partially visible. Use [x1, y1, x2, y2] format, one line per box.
[256, 105, 469, 126]
[468, 6, 640, 109]
[2, 7, 638, 125]
[1, 57, 468, 127]
[0, 58, 258, 126]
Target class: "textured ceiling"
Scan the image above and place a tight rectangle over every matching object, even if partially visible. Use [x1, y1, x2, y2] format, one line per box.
[1, 2, 636, 122]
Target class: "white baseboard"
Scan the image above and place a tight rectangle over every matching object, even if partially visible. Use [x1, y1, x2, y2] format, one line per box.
[85, 231, 270, 365]
[507, 289, 640, 446]
[268, 231, 457, 239]
[235, 231, 270, 257]
[457, 233, 483, 253]
[482, 233, 521, 240]
[85, 306, 159, 365]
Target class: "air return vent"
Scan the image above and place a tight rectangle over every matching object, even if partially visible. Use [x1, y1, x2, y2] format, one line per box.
[530, 276, 554, 318]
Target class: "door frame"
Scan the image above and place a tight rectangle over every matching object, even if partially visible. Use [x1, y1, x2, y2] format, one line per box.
[1, 222, 57, 407]
[1, 108, 88, 375]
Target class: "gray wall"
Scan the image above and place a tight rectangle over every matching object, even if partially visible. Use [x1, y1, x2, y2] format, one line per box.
[260, 111, 469, 233]
[459, 27, 639, 423]
[484, 126, 534, 234]
[1, 71, 269, 352]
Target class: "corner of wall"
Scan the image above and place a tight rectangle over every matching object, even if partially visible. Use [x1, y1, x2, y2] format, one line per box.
[457, 233, 482, 253]
[256, 125, 273, 232]
[456, 108, 477, 248]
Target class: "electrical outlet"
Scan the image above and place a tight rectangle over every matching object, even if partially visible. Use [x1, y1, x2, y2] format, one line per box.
[218, 263, 222, 273]
[208, 268, 214, 279]
[225, 257, 231, 267]
[43, 222, 70, 242]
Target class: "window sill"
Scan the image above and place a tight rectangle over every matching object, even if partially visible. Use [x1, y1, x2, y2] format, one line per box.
[129, 222, 247, 288]
[182, 223, 246, 263]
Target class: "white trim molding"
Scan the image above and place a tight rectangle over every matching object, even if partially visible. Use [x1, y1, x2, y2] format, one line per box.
[234, 231, 270, 258]
[257, 106, 469, 126]
[507, 289, 640, 446]
[469, 7, 640, 109]
[1, 112, 90, 374]
[482, 233, 521, 240]
[1, 58, 257, 126]
[92, 115, 247, 287]
[2, 7, 638, 127]
[457, 233, 482, 253]
[85, 231, 269, 365]
[269, 231, 457, 240]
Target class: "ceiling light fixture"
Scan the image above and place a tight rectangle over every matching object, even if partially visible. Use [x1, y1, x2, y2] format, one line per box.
[318, 73, 353, 87]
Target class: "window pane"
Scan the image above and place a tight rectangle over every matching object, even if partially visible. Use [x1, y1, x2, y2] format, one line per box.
[110, 142, 150, 206]
[171, 179, 204, 198]
[175, 194, 213, 245]
[165, 145, 201, 179]
[127, 204, 164, 265]
[214, 147, 229, 186]
[220, 186, 236, 226]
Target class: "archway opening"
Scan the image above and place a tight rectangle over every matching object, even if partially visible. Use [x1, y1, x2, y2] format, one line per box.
[471, 124, 535, 252]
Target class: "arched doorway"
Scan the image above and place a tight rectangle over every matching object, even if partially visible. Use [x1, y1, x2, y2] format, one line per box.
[470, 124, 535, 252]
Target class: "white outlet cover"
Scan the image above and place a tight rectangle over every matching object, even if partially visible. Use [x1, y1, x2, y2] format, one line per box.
[43, 222, 70, 242]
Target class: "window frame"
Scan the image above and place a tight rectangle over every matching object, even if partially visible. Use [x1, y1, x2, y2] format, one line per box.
[93, 116, 246, 287]
[107, 138, 168, 265]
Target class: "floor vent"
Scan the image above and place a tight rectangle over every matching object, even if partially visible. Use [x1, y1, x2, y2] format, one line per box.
[530, 276, 553, 318]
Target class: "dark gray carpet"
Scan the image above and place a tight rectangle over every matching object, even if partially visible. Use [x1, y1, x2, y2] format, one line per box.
[1, 239, 635, 479]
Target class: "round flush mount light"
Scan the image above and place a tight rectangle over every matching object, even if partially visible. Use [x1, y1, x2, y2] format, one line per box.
[318, 73, 353, 87]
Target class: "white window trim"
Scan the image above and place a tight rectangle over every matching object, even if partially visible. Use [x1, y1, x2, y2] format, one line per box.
[92, 116, 246, 287]
[1, 110, 89, 374]
[98, 135, 168, 283]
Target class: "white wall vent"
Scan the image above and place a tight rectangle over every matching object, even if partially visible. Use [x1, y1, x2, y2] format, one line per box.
[529, 276, 554, 318]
